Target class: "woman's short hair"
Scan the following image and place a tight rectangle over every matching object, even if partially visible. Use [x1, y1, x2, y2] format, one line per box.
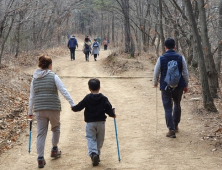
[38, 55, 52, 69]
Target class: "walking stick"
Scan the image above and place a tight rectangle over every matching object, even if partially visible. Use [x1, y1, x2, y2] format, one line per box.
[28, 120, 32, 154]
[156, 87, 158, 133]
[113, 108, 121, 162]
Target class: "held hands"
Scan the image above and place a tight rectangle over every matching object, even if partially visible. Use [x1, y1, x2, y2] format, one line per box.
[71, 106, 76, 112]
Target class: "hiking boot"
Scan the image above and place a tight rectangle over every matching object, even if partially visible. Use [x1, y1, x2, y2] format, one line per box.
[175, 125, 179, 132]
[98, 155, 100, 162]
[37, 157, 46, 168]
[51, 147, 61, 158]
[90, 152, 99, 166]
[166, 130, 176, 138]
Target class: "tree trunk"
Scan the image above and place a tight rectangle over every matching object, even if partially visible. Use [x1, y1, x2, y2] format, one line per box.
[15, 12, 24, 58]
[159, 0, 165, 54]
[0, 13, 15, 66]
[184, 0, 217, 112]
[198, 0, 218, 98]
[216, 0, 222, 74]
[121, 0, 131, 53]
[112, 13, 115, 47]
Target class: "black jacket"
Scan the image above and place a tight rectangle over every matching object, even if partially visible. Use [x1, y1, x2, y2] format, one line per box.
[72, 93, 115, 122]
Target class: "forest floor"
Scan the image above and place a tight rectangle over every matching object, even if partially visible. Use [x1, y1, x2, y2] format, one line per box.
[0, 35, 222, 170]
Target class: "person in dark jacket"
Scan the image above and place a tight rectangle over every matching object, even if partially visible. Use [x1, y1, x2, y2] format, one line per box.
[72, 78, 116, 166]
[83, 38, 91, 61]
[153, 38, 189, 138]
[67, 35, 78, 61]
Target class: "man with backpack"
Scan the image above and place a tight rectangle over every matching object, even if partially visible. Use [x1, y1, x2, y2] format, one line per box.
[68, 35, 78, 61]
[153, 38, 189, 138]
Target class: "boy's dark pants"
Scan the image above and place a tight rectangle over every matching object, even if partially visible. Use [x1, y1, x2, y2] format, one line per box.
[86, 121, 105, 156]
[161, 87, 184, 131]
[69, 47, 76, 60]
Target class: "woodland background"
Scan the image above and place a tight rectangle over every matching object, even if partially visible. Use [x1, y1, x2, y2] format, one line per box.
[0, 0, 222, 153]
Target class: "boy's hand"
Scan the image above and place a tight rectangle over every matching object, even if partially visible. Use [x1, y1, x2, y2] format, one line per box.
[113, 114, 116, 118]
[71, 106, 76, 112]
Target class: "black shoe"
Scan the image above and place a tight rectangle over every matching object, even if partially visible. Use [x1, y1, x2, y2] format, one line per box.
[98, 155, 100, 162]
[37, 157, 46, 168]
[166, 130, 176, 138]
[90, 153, 99, 166]
[175, 125, 179, 133]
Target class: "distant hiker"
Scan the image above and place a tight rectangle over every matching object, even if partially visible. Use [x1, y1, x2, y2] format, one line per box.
[103, 38, 109, 50]
[72, 78, 116, 166]
[153, 38, 189, 138]
[28, 55, 75, 168]
[91, 38, 100, 61]
[83, 37, 92, 62]
[96, 36, 101, 45]
[87, 35, 92, 44]
[68, 35, 78, 61]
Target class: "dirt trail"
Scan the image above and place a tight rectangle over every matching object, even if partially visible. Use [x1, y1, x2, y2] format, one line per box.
[0, 37, 222, 170]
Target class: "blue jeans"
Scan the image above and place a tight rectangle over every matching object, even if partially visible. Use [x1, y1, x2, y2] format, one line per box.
[161, 87, 184, 131]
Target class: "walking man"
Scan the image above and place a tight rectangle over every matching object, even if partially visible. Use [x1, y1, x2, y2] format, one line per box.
[68, 35, 78, 61]
[153, 38, 189, 138]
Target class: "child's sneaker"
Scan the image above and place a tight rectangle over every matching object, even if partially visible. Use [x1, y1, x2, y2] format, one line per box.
[90, 152, 99, 166]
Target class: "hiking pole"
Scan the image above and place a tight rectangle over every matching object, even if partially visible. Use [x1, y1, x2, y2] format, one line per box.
[156, 87, 158, 133]
[113, 108, 121, 162]
[28, 119, 32, 154]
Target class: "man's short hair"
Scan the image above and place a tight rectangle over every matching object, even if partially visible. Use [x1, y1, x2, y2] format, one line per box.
[165, 38, 175, 49]
[88, 78, 100, 91]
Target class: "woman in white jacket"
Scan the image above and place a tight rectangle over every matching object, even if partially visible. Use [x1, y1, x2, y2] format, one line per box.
[91, 38, 100, 61]
[28, 55, 75, 168]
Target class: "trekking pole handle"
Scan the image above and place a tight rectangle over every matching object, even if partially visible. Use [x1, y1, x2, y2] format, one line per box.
[30, 120, 32, 131]
[112, 108, 115, 114]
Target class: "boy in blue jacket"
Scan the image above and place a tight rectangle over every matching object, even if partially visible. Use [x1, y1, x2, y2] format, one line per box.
[72, 78, 116, 166]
